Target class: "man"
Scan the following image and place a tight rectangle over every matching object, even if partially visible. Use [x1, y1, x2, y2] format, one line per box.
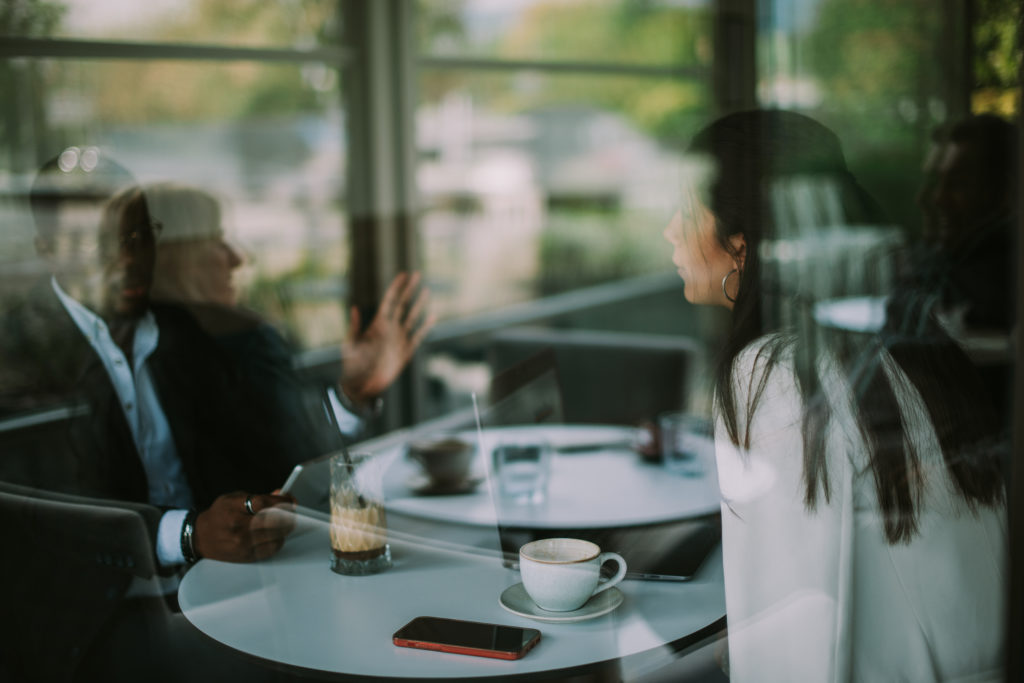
[0, 147, 294, 680]
[137, 181, 434, 466]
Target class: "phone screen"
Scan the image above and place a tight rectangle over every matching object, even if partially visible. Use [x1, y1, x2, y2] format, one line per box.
[393, 617, 541, 660]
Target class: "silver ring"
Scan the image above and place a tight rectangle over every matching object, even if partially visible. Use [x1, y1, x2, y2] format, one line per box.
[244, 495, 256, 516]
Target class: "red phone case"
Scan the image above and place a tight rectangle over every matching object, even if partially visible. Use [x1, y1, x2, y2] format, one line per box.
[393, 633, 541, 661]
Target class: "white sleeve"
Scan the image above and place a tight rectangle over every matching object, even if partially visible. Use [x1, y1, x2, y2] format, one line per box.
[156, 509, 188, 566]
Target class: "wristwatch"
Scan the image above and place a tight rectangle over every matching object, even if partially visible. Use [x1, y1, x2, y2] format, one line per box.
[336, 387, 384, 419]
[180, 509, 200, 564]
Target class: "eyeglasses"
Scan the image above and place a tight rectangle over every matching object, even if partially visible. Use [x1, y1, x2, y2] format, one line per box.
[117, 220, 163, 251]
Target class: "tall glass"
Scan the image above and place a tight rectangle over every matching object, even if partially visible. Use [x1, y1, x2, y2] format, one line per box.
[659, 412, 713, 477]
[491, 440, 553, 505]
[329, 452, 391, 575]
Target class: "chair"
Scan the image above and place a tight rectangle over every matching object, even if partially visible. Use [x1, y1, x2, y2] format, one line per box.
[0, 481, 164, 682]
[487, 326, 701, 425]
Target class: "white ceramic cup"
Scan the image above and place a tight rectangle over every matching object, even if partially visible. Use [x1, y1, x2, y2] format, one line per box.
[519, 538, 627, 612]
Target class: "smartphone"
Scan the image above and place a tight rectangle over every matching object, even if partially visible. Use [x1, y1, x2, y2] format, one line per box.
[393, 616, 541, 661]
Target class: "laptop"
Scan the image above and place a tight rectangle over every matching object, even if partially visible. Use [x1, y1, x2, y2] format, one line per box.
[493, 513, 721, 583]
[474, 350, 720, 582]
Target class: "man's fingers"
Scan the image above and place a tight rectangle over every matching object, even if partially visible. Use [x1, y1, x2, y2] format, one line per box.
[397, 271, 422, 308]
[198, 492, 296, 563]
[250, 507, 296, 534]
[249, 522, 292, 547]
[244, 493, 294, 516]
[378, 271, 409, 319]
[388, 271, 423, 320]
[407, 310, 438, 352]
[346, 305, 362, 341]
[402, 288, 430, 332]
[250, 538, 286, 561]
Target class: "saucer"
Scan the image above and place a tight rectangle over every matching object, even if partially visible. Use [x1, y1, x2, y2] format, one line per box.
[498, 583, 624, 623]
[406, 475, 483, 496]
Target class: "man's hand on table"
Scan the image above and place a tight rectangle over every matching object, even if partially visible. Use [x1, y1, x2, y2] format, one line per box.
[195, 491, 296, 562]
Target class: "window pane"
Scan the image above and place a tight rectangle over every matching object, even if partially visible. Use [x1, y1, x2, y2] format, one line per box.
[1, 0, 340, 49]
[418, 0, 712, 67]
[0, 57, 347, 349]
[757, 0, 958, 236]
[417, 69, 710, 322]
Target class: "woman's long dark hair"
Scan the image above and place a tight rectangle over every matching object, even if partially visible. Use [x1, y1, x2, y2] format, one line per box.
[696, 110, 1004, 543]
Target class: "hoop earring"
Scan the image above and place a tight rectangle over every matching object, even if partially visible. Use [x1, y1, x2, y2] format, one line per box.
[722, 268, 740, 303]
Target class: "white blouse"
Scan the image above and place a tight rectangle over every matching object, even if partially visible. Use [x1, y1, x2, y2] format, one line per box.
[715, 337, 1006, 682]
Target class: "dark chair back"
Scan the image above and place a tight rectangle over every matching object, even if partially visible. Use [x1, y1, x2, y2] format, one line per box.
[0, 482, 161, 682]
[488, 327, 700, 425]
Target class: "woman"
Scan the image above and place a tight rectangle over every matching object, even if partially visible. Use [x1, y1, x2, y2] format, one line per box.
[664, 110, 1006, 681]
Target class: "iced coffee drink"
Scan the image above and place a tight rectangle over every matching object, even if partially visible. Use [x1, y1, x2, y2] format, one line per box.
[329, 453, 392, 575]
[330, 498, 388, 562]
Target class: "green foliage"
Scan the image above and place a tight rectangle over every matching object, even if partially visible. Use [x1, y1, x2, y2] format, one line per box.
[803, 0, 952, 235]
[807, 0, 940, 112]
[84, 0, 338, 125]
[419, 1, 711, 144]
[537, 209, 663, 296]
[415, 0, 466, 52]
[496, 1, 710, 143]
[0, 0, 65, 36]
[974, 0, 1022, 90]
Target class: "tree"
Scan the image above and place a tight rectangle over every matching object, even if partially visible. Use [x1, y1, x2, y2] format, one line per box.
[973, 0, 1022, 115]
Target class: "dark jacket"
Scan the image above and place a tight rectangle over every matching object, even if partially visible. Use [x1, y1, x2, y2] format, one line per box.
[0, 282, 303, 680]
[168, 300, 347, 467]
[0, 282, 296, 507]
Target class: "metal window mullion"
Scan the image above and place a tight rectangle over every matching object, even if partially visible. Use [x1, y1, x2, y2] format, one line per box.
[342, 0, 420, 430]
[0, 36, 351, 64]
[712, 0, 756, 113]
[418, 55, 708, 80]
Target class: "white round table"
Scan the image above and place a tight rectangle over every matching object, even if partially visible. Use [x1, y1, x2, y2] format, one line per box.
[382, 424, 720, 529]
[178, 514, 726, 680]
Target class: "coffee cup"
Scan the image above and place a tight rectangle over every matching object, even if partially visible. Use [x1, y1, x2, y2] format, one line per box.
[407, 435, 475, 485]
[519, 538, 627, 612]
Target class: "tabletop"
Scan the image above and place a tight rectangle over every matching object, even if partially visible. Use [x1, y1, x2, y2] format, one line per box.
[382, 424, 720, 530]
[178, 512, 726, 680]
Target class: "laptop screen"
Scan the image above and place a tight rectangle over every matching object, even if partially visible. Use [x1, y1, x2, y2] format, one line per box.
[474, 349, 721, 582]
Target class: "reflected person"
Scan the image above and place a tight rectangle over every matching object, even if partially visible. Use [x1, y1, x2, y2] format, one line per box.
[910, 113, 1018, 334]
[898, 114, 1019, 428]
[1, 147, 295, 680]
[662, 111, 1006, 681]
[140, 181, 434, 461]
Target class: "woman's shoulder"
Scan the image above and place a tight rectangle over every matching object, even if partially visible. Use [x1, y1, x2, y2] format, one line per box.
[732, 333, 797, 386]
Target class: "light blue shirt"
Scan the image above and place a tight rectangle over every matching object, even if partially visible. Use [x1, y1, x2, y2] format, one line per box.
[52, 278, 190, 565]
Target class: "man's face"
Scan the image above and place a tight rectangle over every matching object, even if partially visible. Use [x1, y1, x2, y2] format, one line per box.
[97, 206, 157, 319]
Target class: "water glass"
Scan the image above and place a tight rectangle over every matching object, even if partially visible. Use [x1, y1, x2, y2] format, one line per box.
[659, 412, 713, 477]
[491, 441, 552, 504]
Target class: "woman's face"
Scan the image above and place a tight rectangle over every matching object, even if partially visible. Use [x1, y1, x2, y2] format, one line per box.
[662, 194, 744, 308]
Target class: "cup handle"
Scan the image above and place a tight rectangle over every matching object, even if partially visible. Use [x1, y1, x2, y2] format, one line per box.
[592, 552, 627, 597]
